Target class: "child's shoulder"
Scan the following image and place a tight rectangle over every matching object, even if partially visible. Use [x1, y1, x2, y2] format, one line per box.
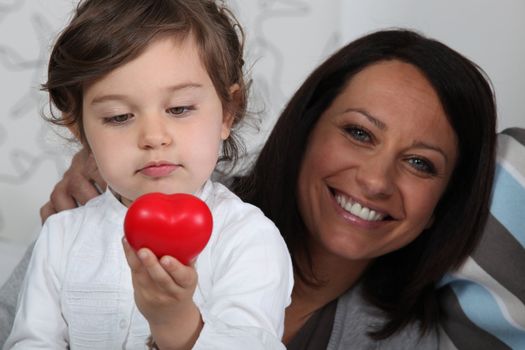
[200, 182, 292, 280]
[42, 191, 113, 228]
[207, 181, 270, 221]
[39, 191, 123, 250]
[205, 181, 283, 243]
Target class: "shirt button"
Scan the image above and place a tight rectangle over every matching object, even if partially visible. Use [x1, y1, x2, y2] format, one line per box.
[119, 319, 127, 329]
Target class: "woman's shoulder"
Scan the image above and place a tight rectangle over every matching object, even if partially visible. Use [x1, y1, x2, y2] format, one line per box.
[205, 180, 281, 235]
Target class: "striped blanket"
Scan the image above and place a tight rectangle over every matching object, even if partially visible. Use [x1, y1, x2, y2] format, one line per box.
[439, 128, 525, 349]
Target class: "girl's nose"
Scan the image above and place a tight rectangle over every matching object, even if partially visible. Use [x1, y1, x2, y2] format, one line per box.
[138, 116, 172, 149]
[355, 153, 395, 199]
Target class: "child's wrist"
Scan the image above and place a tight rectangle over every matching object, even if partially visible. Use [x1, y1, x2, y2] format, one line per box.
[147, 299, 198, 326]
[149, 303, 203, 350]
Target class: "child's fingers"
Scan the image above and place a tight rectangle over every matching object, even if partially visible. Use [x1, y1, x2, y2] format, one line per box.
[122, 237, 144, 273]
[122, 241, 196, 298]
[160, 256, 197, 289]
[137, 249, 182, 295]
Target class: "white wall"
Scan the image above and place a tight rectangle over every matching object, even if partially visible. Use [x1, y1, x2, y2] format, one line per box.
[341, 0, 525, 132]
[228, 0, 342, 160]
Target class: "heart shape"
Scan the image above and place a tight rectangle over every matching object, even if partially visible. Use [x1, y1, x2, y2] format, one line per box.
[124, 192, 213, 265]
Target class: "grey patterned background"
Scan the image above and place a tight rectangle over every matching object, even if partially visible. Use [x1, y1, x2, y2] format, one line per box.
[1, 0, 524, 284]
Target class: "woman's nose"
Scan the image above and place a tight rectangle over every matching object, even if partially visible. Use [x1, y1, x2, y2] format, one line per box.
[138, 115, 172, 149]
[355, 154, 395, 199]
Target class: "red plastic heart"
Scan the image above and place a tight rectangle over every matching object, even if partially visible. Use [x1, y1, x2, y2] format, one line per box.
[124, 192, 213, 265]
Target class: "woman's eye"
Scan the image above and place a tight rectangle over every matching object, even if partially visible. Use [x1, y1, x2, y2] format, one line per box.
[103, 114, 132, 124]
[407, 157, 437, 175]
[345, 126, 372, 143]
[167, 106, 192, 117]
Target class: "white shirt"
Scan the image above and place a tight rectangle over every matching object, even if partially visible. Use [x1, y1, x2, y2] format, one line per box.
[5, 180, 293, 349]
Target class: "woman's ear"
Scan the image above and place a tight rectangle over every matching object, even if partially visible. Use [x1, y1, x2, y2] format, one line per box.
[221, 83, 240, 140]
[425, 214, 435, 229]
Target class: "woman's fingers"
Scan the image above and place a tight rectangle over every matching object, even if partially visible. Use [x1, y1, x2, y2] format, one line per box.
[41, 148, 105, 223]
[39, 201, 57, 224]
[85, 152, 107, 194]
[65, 149, 103, 205]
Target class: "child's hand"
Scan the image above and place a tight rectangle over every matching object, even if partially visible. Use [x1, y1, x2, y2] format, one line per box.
[122, 238, 202, 349]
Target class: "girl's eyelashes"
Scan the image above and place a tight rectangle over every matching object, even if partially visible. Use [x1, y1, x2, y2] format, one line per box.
[103, 113, 133, 124]
[344, 124, 374, 143]
[406, 156, 437, 175]
[100, 105, 194, 123]
[167, 105, 194, 117]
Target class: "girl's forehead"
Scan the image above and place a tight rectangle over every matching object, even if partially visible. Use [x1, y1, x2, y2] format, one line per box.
[82, 35, 215, 105]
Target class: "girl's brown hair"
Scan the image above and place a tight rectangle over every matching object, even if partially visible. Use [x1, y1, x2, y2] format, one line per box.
[43, 0, 247, 165]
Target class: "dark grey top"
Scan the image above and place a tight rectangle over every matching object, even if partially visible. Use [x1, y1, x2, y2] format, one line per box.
[286, 298, 337, 350]
[327, 285, 439, 350]
[288, 284, 439, 350]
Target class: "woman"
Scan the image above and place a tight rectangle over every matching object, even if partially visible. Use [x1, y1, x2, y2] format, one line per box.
[1, 29, 497, 348]
[233, 29, 496, 348]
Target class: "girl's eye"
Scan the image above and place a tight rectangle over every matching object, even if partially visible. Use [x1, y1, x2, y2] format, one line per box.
[167, 106, 193, 117]
[407, 157, 437, 175]
[103, 114, 132, 124]
[345, 125, 373, 143]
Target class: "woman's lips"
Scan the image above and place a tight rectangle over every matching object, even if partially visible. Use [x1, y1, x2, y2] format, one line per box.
[330, 188, 394, 229]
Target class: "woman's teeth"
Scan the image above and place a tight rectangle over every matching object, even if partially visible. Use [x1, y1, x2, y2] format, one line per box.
[335, 193, 385, 221]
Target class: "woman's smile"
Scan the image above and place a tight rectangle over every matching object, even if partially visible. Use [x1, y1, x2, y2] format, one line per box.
[298, 60, 458, 261]
[334, 191, 387, 222]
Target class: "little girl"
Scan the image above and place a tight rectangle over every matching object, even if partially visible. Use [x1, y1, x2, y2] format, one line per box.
[4, 0, 293, 349]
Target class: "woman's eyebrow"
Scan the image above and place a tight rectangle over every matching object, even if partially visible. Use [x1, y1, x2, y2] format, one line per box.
[343, 108, 387, 130]
[410, 141, 450, 164]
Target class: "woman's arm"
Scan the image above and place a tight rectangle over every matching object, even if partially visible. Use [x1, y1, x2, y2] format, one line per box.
[40, 147, 106, 223]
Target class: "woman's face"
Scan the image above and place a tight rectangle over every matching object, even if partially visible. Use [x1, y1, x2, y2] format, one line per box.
[298, 60, 458, 263]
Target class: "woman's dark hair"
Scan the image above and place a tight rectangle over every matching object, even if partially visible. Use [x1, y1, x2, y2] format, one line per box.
[234, 29, 497, 338]
[43, 0, 247, 165]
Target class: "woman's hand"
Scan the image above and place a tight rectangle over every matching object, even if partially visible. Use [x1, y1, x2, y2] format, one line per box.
[40, 148, 106, 223]
[122, 238, 202, 350]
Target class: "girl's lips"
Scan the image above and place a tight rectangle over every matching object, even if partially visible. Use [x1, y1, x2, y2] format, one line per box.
[139, 163, 179, 177]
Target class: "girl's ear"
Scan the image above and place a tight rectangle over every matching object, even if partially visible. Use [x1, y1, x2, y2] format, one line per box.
[67, 123, 80, 140]
[221, 83, 240, 140]
[67, 122, 82, 142]
[65, 114, 86, 145]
